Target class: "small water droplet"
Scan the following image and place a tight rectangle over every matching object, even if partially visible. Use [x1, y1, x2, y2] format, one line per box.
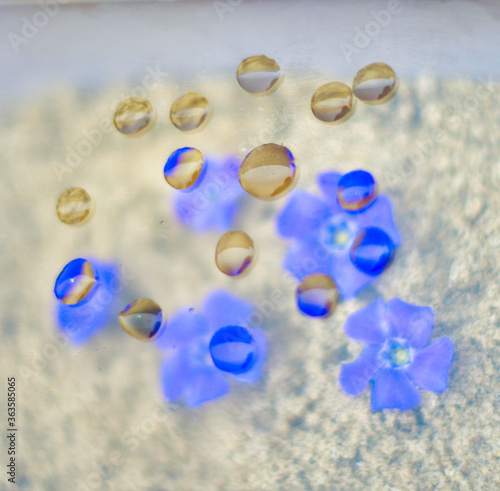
[350, 227, 395, 275]
[170, 92, 211, 132]
[311, 82, 356, 124]
[337, 170, 377, 211]
[113, 97, 155, 135]
[239, 143, 297, 200]
[56, 187, 95, 226]
[54, 258, 99, 306]
[209, 326, 257, 374]
[163, 147, 204, 190]
[236, 55, 282, 95]
[118, 298, 164, 341]
[296, 274, 339, 318]
[352, 62, 398, 105]
[215, 231, 256, 277]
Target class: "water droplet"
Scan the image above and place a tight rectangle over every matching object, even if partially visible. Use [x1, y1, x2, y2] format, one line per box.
[163, 147, 204, 190]
[311, 82, 356, 124]
[113, 97, 155, 135]
[350, 227, 395, 275]
[118, 298, 164, 341]
[56, 187, 95, 226]
[209, 326, 257, 374]
[236, 55, 282, 95]
[337, 170, 377, 211]
[296, 274, 339, 318]
[352, 62, 398, 105]
[239, 143, 297, 200]
[170, 92, 211, 132]
[215, 231, 256, 277]
[54, 258, 99, 306]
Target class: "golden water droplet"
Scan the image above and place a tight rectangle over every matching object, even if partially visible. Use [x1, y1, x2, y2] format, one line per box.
[215, 231, 256, 277]
[163, 147, 204, 190]
[239, 143, 297, 201]
[296, 274, 339, 318]
[170, 92, 211, 132]
[113, 97, 155, 135]
[352, 62, 398, 105]
[311, 82, 356, 124]
[236, 55, 282, 95]
[118, 298, 164, 341]
[56, 187, 95, 226]
[54, 258, 98, 306]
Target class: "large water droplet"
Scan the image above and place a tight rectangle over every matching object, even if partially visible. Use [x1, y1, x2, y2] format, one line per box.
[215, 231, 256, 277]
[113, 97, 155, 135]
[54, 258, 99, 306]
[352, 62, 398, 105]
[170, 92, 211, 132]
[209, 326, 257, 374]
[350, 227, 395, 275]
[311, 82, 356, 124]
[164, 147, 204, 190]
[236, 55, 282, 95]
[56, 187, 95, 225]
[337, 170, 377, 212]
[239, 143, 296, 200]
[118, 298, 164, 341]
[296, 273, 339, 318]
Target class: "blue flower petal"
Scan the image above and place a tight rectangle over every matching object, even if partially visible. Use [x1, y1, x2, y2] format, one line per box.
[283, 238, 332, 281]
[371, 367, 421, 411]
[160, 349, 193, 402]
[202, 290, 253, 332]
[229, 328, 267, 383]
[343, 297, 392, 345]
[156, 308, 209, 350]
[316, 171, 343, 212]
[184, 365, 231, 407]
[339, 345, 384, 396]
[406, 337, 454, 393]
[276, 191, 331, 238]
[387, 298, 433, 349]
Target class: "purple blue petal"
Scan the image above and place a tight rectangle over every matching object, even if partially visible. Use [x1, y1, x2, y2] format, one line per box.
[156, 308, 209, 351]
[184, 365, 231, 407]
[371, 367, 421, 411]
[339, 345, 384, 396]
[202, 290, 253, 331]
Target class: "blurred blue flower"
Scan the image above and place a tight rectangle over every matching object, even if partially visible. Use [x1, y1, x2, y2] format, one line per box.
[157, 290, 266, 407]
[276, 170, 401, 299]
[173, 156, 246, 232]
[339, 298, 454, 411]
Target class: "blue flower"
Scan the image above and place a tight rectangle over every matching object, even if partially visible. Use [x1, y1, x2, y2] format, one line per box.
[156, 290, 266, 407]
[339, 298, 454, 411]
[276, 170, 401, 298]
[173, 156, 246, 232]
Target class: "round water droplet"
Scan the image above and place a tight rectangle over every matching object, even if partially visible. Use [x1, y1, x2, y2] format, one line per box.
[350, 227, 395, 275]
[118, 298, 164, 341]
[239, 143, 296, 200]
[54, 258, 99, 306]
[236, 55, 282, 95]
[215, 231, 256, 277]
[170, 92, 211, 132]
[337, 170, 377, 212]
[352, 62, 398, 105]
[311, 82, 356, 124]
[113, 97, 155, 135]
[296, 274, 339, 318]
[56, 187, 95, 225]
[163, 147, 204, 190]
[209, 326, 257, 374]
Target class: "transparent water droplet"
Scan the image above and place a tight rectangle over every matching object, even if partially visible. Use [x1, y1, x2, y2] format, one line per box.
[337, 170, 377, 211]
[54, 258, 99, 306]
[311, 82, 356, 125]
[209, 326, 257, 374]
[56, 187, 95, 226]
[118, 298, 164, 341]
[296, 274, 339, 318]
[113, 97, 155, 135]
[170, 92, 211, 132]
[215, 231, 256, 277]
[239, 143, 297, 200]
[236, 55, 282, 95]
[350, 227, 395, 275]
[163, 147, 204, 190]
[352, 62, 398, 105]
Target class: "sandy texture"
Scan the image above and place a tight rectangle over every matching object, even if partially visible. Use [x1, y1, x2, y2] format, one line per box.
[0, 75, 499, 491]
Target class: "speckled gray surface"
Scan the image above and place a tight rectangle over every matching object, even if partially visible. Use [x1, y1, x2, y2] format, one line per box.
[0, 74, 499, 491]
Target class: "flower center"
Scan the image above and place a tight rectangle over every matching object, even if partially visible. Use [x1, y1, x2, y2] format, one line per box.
[323, 222, 353, 250]
[382, 339, 411, 367]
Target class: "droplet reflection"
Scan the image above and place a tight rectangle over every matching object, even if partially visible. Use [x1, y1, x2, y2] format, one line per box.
[54, 258, 99, 306]
[170, 92, 211, 132]
[118, 298, 164, 341]
[215, 231, 256, 277]
[311, 82, 356, 124]
[236, 55, 282, 95]
[352, 62, 398, 105]
[114, 97, 155, 135]
[164, 147, 204, 190]
[350, 227, 395, 275]
[296, 273, 339, 318]
[337, 170, 377, 211]
[56, 187, 95, 225]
